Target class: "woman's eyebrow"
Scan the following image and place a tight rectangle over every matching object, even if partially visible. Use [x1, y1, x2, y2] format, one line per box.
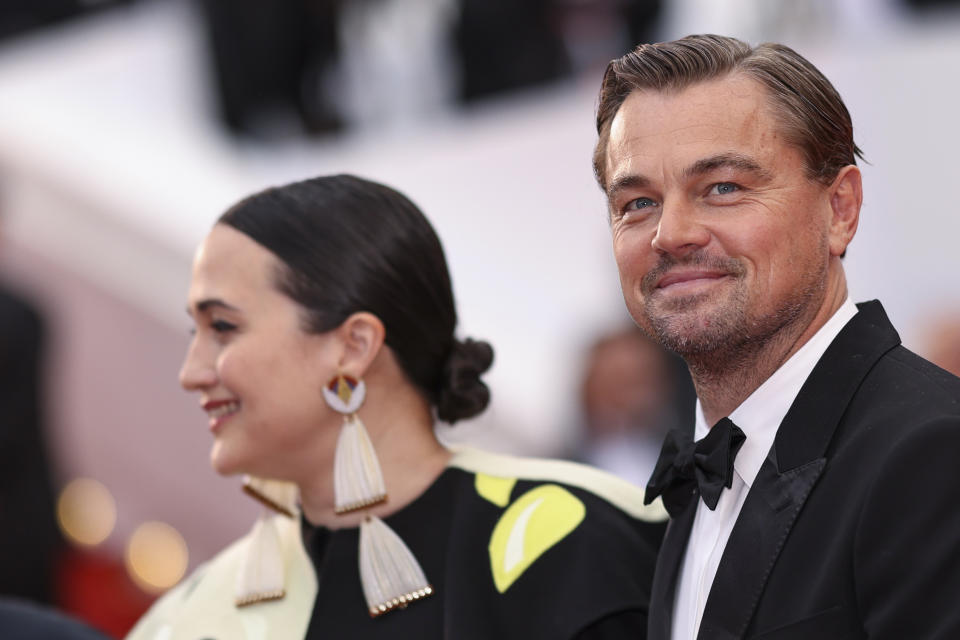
[187, 299, 239, 315]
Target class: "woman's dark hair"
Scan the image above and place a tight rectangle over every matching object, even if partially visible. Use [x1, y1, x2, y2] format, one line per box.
[219, 174, 493, 423]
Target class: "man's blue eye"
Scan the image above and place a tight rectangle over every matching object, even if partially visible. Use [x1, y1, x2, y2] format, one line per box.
[628, 197, 657, 210]
[711, 183, 739, 195]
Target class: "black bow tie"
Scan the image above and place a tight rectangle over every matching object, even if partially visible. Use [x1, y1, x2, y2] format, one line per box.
[644, 418, 746, 517]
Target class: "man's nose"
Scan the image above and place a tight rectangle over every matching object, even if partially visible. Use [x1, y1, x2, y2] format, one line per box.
[651, 199, 710, 257]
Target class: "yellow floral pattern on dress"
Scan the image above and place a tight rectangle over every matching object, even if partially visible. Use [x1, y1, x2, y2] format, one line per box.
[475, 473, 517, 507]
[487, 485, 585, 593]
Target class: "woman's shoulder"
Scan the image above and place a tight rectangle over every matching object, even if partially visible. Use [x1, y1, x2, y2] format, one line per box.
[447, 446, 667, 522]
[442, 447, 666, 639]
[125, 515, 316, 640]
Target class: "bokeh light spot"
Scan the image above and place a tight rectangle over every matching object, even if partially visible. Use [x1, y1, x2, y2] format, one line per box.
[56, 477, 117, 547]
[125, 521, 189, 594]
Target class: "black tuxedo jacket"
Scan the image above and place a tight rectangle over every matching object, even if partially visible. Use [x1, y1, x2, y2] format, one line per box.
[649, 300, 960, 639]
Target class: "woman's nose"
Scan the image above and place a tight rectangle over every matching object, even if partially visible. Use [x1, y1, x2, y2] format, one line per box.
[179, 339, 217, 391]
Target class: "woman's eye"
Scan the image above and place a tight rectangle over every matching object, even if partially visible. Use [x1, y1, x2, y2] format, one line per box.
[709, 182, 740, 196]
[211, 320, 237, 333]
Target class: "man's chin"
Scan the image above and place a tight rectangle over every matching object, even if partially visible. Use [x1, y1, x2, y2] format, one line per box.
[646, 285, 726, 313]
[645, 300, 718, 333]
[643, 304, 744, 356]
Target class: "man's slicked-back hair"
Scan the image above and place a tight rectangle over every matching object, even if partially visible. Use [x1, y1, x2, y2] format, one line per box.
[593, 34, 863, 190]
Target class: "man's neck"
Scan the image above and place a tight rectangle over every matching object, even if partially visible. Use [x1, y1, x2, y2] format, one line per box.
[693, 280, 849, 427]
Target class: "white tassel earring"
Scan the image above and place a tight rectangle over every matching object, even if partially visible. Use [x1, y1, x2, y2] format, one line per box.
[235, 477, 299, 607]
[235, 511, 287, 607]
[323, 374, 434, 617]
[324, 375, 386, 512]
[359, 516, 433, 617]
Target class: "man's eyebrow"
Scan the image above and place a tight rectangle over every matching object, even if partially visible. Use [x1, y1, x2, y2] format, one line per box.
[186, 299, 239, 315]
[684, 153, 771, 180]
[605, 174, 651, 199]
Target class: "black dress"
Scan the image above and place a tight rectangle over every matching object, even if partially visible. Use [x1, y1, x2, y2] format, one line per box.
[302, 467, 664, 639]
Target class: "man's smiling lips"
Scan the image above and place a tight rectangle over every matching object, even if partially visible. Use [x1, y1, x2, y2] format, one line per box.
[654, 269, 730, 293]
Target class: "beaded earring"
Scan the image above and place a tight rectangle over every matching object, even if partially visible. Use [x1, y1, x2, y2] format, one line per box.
[323, 374, 433, 617]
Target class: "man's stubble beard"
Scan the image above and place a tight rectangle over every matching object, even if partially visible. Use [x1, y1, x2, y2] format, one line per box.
[635, 246, 829, 378]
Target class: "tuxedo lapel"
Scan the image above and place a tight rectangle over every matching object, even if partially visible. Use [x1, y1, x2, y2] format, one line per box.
[698, 454, 826, 639]
[696, 301, 901, 638]
[648, 499, 697, 640]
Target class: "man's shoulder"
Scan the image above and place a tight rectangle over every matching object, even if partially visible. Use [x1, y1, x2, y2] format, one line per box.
[824, 343, 960, 476]
[821, 300, 960, 422]
[884, 345, 960, 401]
[849, 343, 960, 426]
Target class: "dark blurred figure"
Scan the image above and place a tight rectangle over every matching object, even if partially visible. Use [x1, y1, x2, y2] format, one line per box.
[555, 0, 662, 76]
[573, 326, 694, 487]
[0, 0, 133, 42]
[0, 282, 62, 604]
[454, 0, 569, 101]
[197, 0, 344, 137]
[903, 0, 960, 9]
[621, 0, 662, 48]
[0, 598, 109, 640]
[197, 0, 662, 131]
[455, 0, 661, 102]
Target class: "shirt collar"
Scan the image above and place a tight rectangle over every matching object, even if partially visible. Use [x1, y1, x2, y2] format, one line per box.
[694, 298, 858, 488]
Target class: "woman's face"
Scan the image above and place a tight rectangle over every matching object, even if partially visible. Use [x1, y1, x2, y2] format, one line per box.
[179, 224, 340, 481]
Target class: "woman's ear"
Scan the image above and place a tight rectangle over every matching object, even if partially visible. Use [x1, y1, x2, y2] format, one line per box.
[336, 312, 386, 379]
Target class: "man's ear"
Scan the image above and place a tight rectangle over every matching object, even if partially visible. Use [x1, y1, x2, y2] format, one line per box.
[335, 312, 386, 379]
[827, 165, 862, 258]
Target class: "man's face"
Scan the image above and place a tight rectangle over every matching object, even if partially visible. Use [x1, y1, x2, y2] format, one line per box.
[603, 74, 836, 359]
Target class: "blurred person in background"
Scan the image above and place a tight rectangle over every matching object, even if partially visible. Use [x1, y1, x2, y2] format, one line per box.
[197, 0, 345, 137]
[127, 175, 666, 639]
[0, 598, 109, 639]
[593, 34, 960, 638]
[0, 205, 63, 608]
[0, 0, 131, 42]
[922, 312, 960, 377]
[194, 0, 665, 136]
[572, 326, 693, 487]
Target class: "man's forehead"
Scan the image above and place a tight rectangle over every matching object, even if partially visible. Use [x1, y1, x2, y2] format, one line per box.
[615, 77, 770, 136]
[605, 76, 783, 178]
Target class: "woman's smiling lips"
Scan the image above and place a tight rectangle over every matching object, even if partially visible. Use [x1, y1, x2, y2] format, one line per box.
[202, 398, 240, 433]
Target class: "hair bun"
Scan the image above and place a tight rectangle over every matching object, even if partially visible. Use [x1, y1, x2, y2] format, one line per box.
[436, 338, 494, 424]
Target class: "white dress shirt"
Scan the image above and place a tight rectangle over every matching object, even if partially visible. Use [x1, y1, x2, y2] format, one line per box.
[671, 299, 858, 640]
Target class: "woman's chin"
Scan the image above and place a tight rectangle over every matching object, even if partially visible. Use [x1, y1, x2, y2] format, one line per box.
[209, 447, 245, 477]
